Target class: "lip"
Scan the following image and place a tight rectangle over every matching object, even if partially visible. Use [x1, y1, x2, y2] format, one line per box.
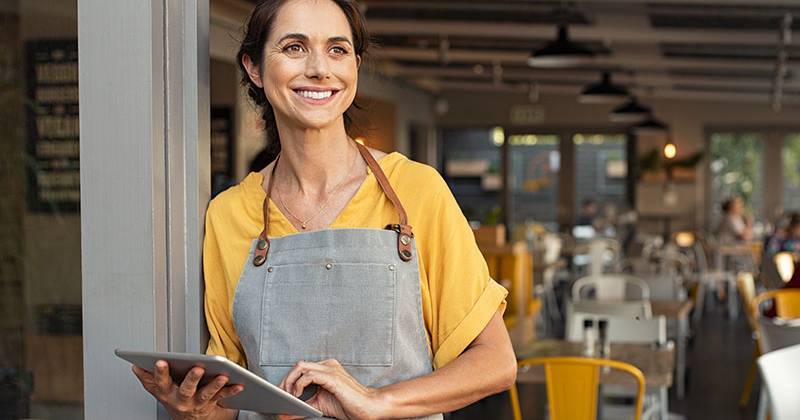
[292, 87, 341, 105]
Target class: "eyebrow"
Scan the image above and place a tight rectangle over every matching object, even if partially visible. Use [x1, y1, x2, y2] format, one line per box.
[277, 33, 353, 47]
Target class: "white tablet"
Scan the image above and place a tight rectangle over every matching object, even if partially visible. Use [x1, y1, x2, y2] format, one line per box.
[115, 349, 323, 417]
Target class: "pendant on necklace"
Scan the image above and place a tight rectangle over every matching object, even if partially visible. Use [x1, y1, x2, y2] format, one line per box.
[301, 223, 307, 230]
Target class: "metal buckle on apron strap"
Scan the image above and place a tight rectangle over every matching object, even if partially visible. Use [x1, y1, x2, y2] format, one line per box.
[253, 235, 270, 266]
[385, 224, 414, 262]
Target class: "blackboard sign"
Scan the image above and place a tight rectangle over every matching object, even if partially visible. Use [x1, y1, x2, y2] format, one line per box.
[211, 107, 235, 197]
[25, 39, 80, 213]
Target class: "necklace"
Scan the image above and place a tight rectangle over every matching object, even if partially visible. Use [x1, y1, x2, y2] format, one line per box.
[275, 147, 360, 230]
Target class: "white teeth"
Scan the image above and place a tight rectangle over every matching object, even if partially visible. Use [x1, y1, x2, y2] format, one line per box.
[297, 90, 333, 99]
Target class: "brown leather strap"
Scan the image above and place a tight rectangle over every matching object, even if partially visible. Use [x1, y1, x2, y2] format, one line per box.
[355, 142, 414, 262]
[253, 142, 414, 266]
[253, 155, 278, 266]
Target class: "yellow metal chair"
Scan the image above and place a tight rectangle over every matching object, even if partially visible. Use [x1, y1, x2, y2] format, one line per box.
[509, 357, 645, 420]
[752, 289, 800, 319]
[737, 273, 759, 408]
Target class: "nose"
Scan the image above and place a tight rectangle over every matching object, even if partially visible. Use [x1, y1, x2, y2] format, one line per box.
[304, 49, 331, 80]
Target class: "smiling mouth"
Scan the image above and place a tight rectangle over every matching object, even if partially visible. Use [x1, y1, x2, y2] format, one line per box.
[293, 89, 339, 101]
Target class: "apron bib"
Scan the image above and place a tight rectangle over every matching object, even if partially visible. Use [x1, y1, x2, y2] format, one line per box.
[232, 144, 442, 420]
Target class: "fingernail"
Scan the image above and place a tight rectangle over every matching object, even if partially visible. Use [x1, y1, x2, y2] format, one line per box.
[156, 361, 166, 369]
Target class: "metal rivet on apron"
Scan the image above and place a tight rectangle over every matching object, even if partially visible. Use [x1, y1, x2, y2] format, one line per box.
[257, 239, 268, 250]
[401, 250, 412, 260]
[388, 264, 395, 271]
[400, 234, 411, 246]
[325, 263, 333, 270]
[267, 267, 273, 273]
[253, 255, 265, 266]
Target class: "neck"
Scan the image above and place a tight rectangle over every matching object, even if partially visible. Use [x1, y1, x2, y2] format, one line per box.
[274, 116, 358, 197]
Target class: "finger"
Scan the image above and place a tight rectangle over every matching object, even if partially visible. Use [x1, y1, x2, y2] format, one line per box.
[282, 360, 310, 394]
[153, 360, 174, 394]
[132, 366, 160, 395]
[132, 365, 152, 382]
[196, 375, 228, 403]
[177, 367, 204, 401]
[293, 371, 317, 398]
[210, 384, 245, 403]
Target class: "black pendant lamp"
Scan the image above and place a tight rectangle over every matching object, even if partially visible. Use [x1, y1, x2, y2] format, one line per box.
[632, 115, 669, 135]
[609, 97, 652, 122]
[528, 24, 594, 68]
[579, 72, 630, 103]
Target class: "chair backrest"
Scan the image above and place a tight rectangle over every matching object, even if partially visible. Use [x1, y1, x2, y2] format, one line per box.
[510, 357, 645, 420]
[565, 311, 666, 345]
[640, 274, 684, 300]
[761, 253, 786, 290]
[752, 290, 800, 319]
[572, 274, 651, 301]
[569, 300, 653, 320]
[737, 272, 758, 331]
[758, 344, 800, 420]
[758, 318, 800, 354]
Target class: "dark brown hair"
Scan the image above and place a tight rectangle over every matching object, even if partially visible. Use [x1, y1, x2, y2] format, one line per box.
[237, 0, 371, 165]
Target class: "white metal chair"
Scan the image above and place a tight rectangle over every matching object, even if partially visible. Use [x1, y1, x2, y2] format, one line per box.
[572, 274, 651, 302]
[758, 344, 800, 420]
[564, 311, 667, 420]
[565, 312, 667, 344]
[640, 274, 686, 301]
[569, 299, 653, 320]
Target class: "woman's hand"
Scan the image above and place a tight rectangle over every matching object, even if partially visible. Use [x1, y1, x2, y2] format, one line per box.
[280, 359, 389, 420]
[132, 360, 243, 420]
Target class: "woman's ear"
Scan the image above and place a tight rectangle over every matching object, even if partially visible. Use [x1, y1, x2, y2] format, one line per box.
[356, 54, 362, 69]
[242, 54, 264, 88]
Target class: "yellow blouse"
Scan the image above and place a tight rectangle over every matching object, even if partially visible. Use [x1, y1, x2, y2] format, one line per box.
[203, 152, 507, 369]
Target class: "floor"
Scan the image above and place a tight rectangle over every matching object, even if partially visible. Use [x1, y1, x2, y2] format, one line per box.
[450, 299, 760, 420]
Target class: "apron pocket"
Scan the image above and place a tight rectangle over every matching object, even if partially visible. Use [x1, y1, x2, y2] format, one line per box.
[260, 262, 396, 367]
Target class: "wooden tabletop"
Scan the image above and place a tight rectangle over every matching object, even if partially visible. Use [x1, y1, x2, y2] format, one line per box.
[514, 339, 675, 388]
[651, 299, 694, 320]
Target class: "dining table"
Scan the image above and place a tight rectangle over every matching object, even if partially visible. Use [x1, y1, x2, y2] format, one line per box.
[513, 339, 676, 420]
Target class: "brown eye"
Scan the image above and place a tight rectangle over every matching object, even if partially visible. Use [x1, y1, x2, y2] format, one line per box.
[283, 44, 305, 54]
[330, 46, 348, 55]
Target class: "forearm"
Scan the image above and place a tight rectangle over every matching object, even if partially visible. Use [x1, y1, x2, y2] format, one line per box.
[376, 314, 517, 418]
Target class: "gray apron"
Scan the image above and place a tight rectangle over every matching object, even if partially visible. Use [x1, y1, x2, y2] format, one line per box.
[232, 143, 442, 419]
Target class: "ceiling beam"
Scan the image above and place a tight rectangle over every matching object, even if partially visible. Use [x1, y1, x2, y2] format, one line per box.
[425, 79, 800, 106]
[367, 19, 782, 46]
[375, 46, 786, 72]
[388, 65, 800, 90]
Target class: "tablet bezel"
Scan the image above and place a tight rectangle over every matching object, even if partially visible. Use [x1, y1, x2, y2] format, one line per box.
[115, 349, 323, 417]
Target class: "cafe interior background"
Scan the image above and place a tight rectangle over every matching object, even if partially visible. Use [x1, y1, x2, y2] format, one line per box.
[2, 0, 800, 419]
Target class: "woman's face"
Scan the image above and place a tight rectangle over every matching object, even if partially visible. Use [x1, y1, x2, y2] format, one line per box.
[249, 0, 359, 131]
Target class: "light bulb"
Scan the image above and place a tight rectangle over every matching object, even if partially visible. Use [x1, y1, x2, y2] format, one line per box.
[663, 142, 677, 159]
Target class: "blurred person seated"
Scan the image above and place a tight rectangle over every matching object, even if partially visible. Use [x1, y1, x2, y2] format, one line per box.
[718, 196, 754, 243]
[766, 212, 800, 256]
[576, 198, 599, 227]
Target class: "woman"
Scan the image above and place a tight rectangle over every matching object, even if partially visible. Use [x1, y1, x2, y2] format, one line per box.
[718, 196, 753, 244]
[131, 1, 517, 419]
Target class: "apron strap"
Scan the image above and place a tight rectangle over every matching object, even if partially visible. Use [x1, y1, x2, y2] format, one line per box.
[253, 141, 414, 267]
[253, 155, 278, 266]
[355, 142, 414, 262]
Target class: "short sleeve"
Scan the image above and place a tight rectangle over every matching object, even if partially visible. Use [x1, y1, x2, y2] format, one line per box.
[416, 170, 508, 369]
[203, 202, 247, 367]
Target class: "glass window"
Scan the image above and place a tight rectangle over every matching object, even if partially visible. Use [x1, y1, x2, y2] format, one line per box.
[782, 133, 800, 212]
[0, 1, 82, 418]
[709, 132, 764, 227]
[509, 134, 560, 224]
[573, 133, 628, 220]
[439, 128, 501, 224]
